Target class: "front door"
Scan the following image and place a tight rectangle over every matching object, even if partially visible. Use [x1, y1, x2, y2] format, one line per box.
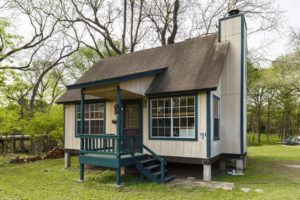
[123, 100, 142, 152]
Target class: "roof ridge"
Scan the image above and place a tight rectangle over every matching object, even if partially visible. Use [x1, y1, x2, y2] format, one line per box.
[96, 34, 218, 63]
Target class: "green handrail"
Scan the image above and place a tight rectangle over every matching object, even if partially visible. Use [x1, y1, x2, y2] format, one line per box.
[142, 144, 166, 183]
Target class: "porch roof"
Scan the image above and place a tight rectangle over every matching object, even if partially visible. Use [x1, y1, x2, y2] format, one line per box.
[57, 34, 229, 104]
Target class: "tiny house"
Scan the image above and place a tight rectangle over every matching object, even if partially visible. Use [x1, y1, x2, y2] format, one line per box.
[57, 11, 247, 185]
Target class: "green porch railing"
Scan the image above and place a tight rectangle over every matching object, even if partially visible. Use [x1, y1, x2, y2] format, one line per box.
[78, 134, 136, 157]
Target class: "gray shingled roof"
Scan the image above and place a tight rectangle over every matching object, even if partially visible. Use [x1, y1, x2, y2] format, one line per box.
[57, 34, 229, 103]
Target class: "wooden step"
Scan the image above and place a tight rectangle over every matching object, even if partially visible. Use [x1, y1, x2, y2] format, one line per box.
[144, 164, 160, 171]
[139, 158, 156, 165]
[164, 175, 175, 182]
[151, 170, 168, 177]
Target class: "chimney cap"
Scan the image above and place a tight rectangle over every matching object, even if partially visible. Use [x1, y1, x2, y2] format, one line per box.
[228, 9, 240, 16]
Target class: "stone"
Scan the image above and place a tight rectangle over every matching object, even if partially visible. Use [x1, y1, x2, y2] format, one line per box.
[203, 164, 212, 181]
[222, 185, 233, 191]
[241, 187, 251, 193]
[254, 189, 264, 193]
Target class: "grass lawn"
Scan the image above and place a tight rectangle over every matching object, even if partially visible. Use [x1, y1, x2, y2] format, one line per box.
[0, 145, 300, 200]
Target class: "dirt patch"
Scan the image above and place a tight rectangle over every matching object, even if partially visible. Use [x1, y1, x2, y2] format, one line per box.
[169, 178, 234, 191]
[283, 164, 300, 169]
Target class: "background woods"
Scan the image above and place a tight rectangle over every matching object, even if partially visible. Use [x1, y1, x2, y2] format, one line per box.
[0, 0, 297, 154]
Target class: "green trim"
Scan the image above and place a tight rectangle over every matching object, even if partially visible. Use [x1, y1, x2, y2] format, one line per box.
[212, 95, 221, 141]
[240, 14, 245, 154]
[146, 88, 216, 97]
[74, 100, 107, 138]
[67, 68, 167, 90]
[79, 154, 147, 168]
[148, 94, 198, 141]
[63, 105, 66, 148]
[206, 91, 211, 158]
[80, 90, 85, 152]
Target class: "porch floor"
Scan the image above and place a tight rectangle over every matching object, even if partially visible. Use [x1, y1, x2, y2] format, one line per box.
[79, 153, 147, 169]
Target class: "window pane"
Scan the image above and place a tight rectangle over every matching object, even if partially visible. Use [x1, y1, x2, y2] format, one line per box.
[214, 118, 220, 139]
[165, 98, 171, 107]
[158, 128, 165, 137]
[187, 96, 194, 106]
[173, 97, 180, 107]
[158, 99, 164, 108]
[151, 99, 157, 109]
[173, 118, 179, 127]
[180, 97, 187, 107]
[180, 107, 187, 116]
[152, 108, 157, 117]
[165, 108, 171, 117]
[173, 128, 179, 137]
[165, 118, 171, 127]
[157, 107, 164, 117]
[180, 118, 187, 127]
[152, 128, 158, 136]
[187, 107, 194, 116]
[152, 119, 157, 127]
[165, 128, 171, 137]
[187, 117, 194, 127]
[213, 97, 219, 117]
[173, 107, 179, 117]
[158, 119, 165, 127]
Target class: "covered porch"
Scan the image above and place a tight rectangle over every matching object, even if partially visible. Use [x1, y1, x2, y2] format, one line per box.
[75, 83, 173, 185]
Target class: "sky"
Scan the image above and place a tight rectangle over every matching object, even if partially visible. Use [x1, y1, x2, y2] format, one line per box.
[250, 0, 300, 62]
[2, 0, 300, 66]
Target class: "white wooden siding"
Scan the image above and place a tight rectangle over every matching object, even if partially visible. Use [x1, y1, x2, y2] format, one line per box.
[220, 15, 247, 154]
[120, 76, 154, 96]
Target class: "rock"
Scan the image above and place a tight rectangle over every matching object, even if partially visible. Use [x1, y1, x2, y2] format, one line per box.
[222, 185, 233, 191]
[241, 187, 251, 193]
[44, 147, 64, 159]
[254, 189, 264, 193]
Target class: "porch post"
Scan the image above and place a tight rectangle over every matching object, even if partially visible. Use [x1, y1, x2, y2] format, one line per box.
[80, 89, 85, 181]
[116, 85, 123, 185]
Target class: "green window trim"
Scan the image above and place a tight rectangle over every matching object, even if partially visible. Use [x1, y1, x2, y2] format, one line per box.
[148, 94, 198, 141]
[74, 101, 106, 138]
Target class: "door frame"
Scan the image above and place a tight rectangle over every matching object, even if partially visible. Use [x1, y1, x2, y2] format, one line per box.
[122, 99, 143, 152]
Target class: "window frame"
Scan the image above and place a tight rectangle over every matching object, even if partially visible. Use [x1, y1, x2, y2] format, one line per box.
[149, 95, 198, 141]
[213, 95, 220, 141]
[75, 101, 106, 137]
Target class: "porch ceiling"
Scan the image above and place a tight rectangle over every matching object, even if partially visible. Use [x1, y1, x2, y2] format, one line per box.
[84, 84, 144, 100]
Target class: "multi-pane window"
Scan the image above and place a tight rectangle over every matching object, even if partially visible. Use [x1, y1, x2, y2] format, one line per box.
[75, 103, 105, 135]
[213, 96, 220, 140]
[150, 96, 196, 138]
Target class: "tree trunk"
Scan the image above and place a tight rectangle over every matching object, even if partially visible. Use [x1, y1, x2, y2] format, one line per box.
[256, 111, 261, 144]
[266, 101, 271, 144]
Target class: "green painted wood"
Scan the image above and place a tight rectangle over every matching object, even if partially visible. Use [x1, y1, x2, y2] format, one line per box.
[206, 91, 211, 158]
[67, 68, 167, 90]
[80, 164, 84, 181]
[80, 91, 85, 151]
